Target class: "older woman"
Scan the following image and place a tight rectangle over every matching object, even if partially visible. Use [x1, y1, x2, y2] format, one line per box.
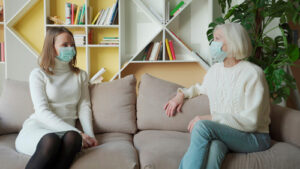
[164, 23, 271, 169]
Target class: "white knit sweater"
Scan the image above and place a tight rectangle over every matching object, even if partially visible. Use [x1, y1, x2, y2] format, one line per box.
[28, 58, 95, 138]
[178, 60, 271, 133]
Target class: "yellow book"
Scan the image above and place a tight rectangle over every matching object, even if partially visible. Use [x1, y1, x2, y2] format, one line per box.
[74, 5, 81, 25]
[92, 11, 101, 25]
[165, 38, 173, 60]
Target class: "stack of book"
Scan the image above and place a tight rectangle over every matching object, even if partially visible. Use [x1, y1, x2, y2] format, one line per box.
[165, 38, 176, 60]
[74, 34, 86, 46]
[65, 3, 92, 25]
[141, 41, 163, 61]
[100, 37, 119, 45]
[91, 0, 119, 25]
[0, 42, 5, 62]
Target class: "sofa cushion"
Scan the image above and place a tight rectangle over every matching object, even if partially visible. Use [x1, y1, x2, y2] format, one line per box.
[0, 133, 139, 169]
[134, 130, 189, 169]
[0, 134, 30, 169]
[72, 133, 139, 169]
[134, 130, 300, 169]
[90, 75, 137, 134]
[137, 73, 210, 132]
[0, 80, 34, 135]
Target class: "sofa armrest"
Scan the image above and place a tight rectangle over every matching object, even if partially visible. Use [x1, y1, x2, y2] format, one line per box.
[270, 104, 300, 147]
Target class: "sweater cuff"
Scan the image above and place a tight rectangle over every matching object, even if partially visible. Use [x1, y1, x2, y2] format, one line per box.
[177, 88, 189, 99]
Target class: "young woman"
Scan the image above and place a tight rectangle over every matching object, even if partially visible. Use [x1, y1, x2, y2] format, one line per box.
[164, 23, 271, 169]
[15, 27, 98, 169]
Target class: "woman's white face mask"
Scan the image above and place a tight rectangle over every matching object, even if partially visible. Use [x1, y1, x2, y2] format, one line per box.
[210, 29, 227, 64]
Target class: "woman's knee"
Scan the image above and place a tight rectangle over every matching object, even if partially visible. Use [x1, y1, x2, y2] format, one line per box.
[62, 131, 82, 149]
[209, 140, 228, 156]
[37, 133, 61, 156]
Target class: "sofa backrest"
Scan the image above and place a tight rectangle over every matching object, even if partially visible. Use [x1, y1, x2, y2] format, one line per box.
[0, 79, 34, 135]
[136, 73, 210, 132]
[90, 75, 137, 134]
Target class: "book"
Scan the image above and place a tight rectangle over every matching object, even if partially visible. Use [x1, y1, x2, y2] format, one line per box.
[71, 4, 78, 24]
[170, 1, 184, 17]
[169, 40, 176, 60]
[99, 8, 109, 25]
[1, 43, 4, 62]
[157, 43, 163, 60]
[92, 11, 101, 25]
[79, 4, 85, 25]
[104, 7, 113, 25]
[103, 37, 119, 40]
[154, 41, 162, 60]
[110, 0, 119, 25]
[74, 5, 81, 24]
[146, 42, 154, 61]
[149, 42, 160, 61]
[95, 9, 104, 25]
[87, 6, 93, 24]
[142, 44, 151, 61]
[65, 3, 71, 25]
[90, 68, 106, 83]
[165, 38, 173, 60]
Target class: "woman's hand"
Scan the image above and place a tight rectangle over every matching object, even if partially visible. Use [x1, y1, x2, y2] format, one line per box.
[80, 133, 99, 149]
[187, 115, 212, 133]
[164, 92, 185, 117]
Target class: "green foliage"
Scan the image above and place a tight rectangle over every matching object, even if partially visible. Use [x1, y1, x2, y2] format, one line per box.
[208, 0, 300, 104]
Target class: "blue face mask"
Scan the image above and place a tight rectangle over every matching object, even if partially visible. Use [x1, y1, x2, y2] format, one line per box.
[56, 47, 76, 62]
[209, 41, 227, 64]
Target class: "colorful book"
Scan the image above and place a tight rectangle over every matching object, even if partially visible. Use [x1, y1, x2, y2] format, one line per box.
[165, 38, 173, 60]
[169, 40, 176, 60]
[95, 9, 104, 25]
[71, 4, 78, 24]
[170, 1, 184, 17]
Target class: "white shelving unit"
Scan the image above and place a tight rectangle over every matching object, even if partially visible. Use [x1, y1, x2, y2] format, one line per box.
[117, 0, 211, 78]
[7, 0, 212, 82]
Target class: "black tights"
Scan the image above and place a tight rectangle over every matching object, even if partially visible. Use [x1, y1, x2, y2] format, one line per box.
[25, 131, 82, 169]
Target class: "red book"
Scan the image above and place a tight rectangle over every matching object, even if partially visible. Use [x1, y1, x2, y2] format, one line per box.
[169, 40, 176, 60]
[1, 43, 4, 62]
[71, 4, 74, 24]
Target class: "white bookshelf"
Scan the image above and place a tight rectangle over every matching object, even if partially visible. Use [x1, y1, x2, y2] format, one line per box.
[7, 0, 212, 82]
[118, 0, 211, 78]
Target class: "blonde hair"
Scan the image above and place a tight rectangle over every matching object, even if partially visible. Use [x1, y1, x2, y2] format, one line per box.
[214, 23, 252, 60]
[40, 27, 80, 75]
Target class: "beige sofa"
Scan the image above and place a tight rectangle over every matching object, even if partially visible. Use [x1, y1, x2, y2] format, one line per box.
[0, 73, 300, 169]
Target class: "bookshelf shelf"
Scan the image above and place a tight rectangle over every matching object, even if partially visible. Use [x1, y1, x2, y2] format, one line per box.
[87, 25, 119, 28]
[46, 24, 86, 28]
[87, 44, 119, 48]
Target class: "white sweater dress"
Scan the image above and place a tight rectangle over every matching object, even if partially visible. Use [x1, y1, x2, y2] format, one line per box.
[15, 58, 95, 156]
[178, 60, 271, 133]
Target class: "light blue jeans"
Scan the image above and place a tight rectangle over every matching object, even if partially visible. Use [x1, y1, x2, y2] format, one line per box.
[179, 120, 271, 169]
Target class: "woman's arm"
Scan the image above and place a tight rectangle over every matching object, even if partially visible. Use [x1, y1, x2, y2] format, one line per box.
[30, 69, 81, 132]
[77, 71, 95, 138]
[177, 83, 206, 99]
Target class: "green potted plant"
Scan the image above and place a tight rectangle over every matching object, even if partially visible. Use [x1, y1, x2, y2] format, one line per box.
[207, 0, 300, 104]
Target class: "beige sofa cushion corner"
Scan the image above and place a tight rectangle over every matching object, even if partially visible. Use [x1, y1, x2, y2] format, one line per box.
[0, 79, 34, 135]
[137, 73, 210, 132]
[90, 75, 137, 134]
